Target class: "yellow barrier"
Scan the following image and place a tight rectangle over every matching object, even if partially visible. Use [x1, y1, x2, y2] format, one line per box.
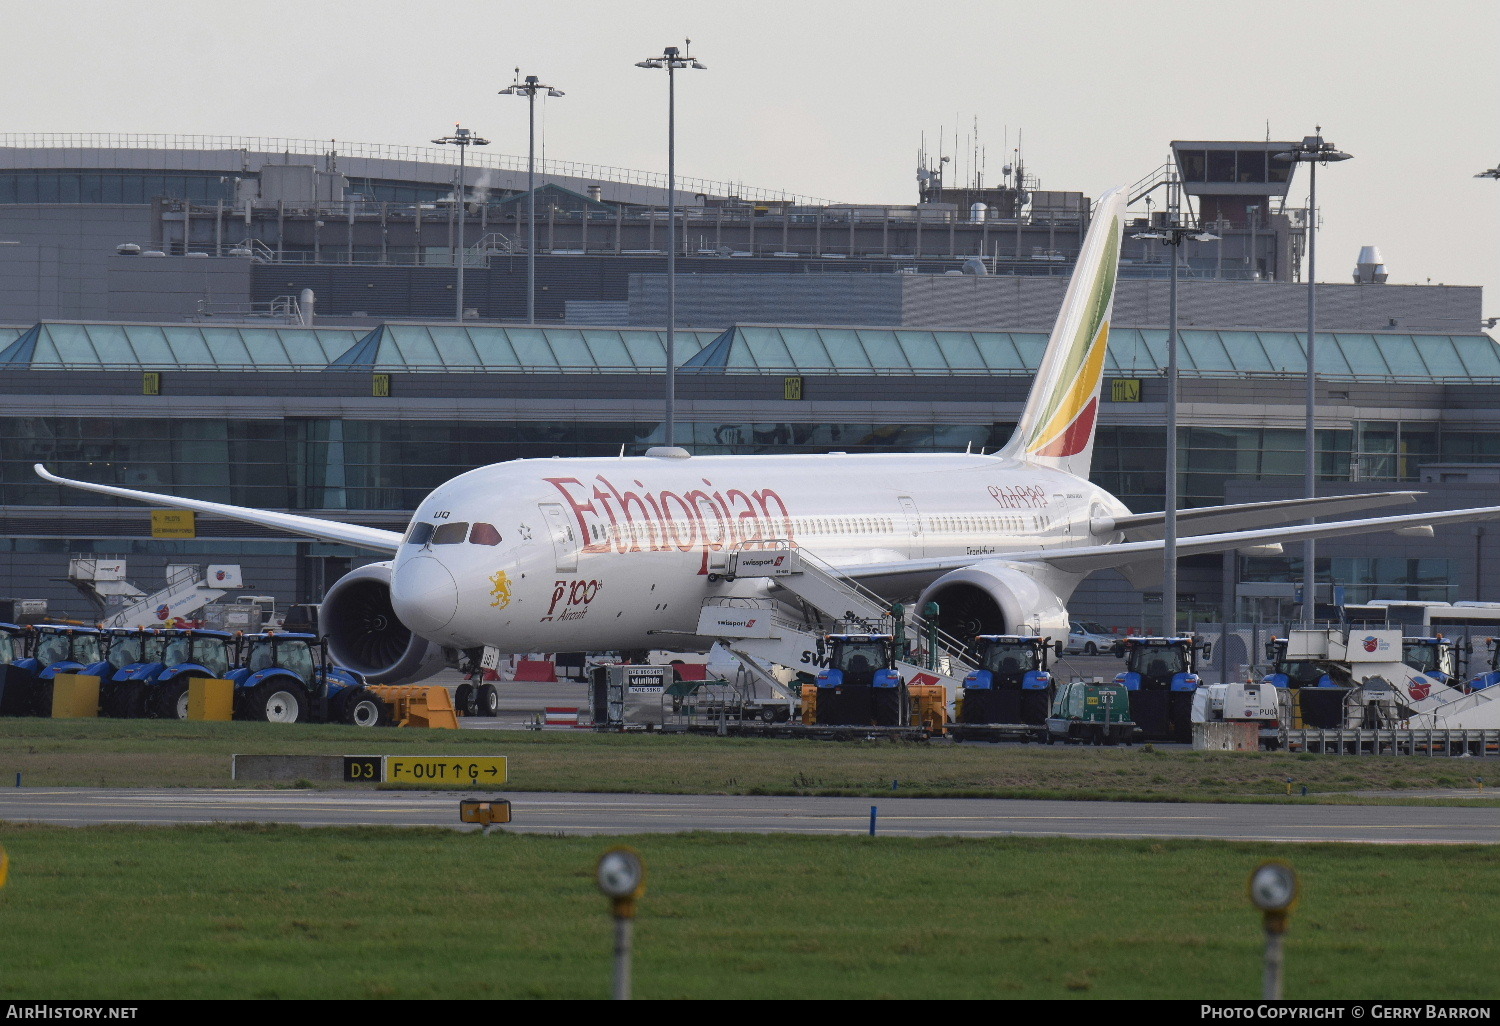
[188, 678, 235, 721]
[367, 685, 459, 729]
[51, 674, 101, 718]
[800, 686, 818, 724]
[459, 798, 512, 825]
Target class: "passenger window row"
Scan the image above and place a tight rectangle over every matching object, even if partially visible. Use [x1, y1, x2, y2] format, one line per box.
[406, 521, 502, 546]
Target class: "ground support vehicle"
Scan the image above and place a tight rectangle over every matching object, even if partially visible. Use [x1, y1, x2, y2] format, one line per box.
[1260, 629, 1465, 730]
[696, 545, 971, 731]
[809, 634, 910, 727]
[1261, 633, 1357, 729]
[1112, 635, 1209, 741]
[1191, 681, 1288, 749]
[950, 634, 1058, 742]
[229, 632, 387, 726]
[143, 628, 242, 719]
[1460, 637, 1500, 694]
[1045, 680, 1134, 745]
[125, 630, 243, 717]
[0, 623, 36, 715]
[96, 627, 169, 718]
[2, 625, 108, 717]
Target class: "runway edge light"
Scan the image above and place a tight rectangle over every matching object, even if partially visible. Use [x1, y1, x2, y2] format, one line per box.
[597, 846, 646, 1000]
[1248, 860, 1298, 1000]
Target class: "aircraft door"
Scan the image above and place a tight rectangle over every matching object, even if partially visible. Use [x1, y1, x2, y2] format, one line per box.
[695, 497, 727, 552]
[538, 503, 578, 573]
[897, 495, 924, 557]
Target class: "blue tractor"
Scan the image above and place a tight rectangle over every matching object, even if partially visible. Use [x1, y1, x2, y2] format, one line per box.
[1401, 636, 1465, 689]
[230, 632, 386, 726]
[1465, 637, 1500, 692]
[957, 634, 1058, 729]
[0, 623, 35, 715]
[1112, 635, 1209, 741]
[2, 625, 110, 717]
[813, 633, 907, 726]
[137, 628, 239, 720]
[97, 627, 169, 718]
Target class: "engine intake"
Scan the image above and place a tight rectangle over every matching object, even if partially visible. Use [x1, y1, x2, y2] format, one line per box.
[918, 560, 1071, 646]
[320, 562, 449, 684]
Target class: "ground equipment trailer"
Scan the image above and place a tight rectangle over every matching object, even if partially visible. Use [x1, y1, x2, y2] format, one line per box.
[1045, 680, 1135, 745]
[230, 632, 387, 725]
[950, 634, 1059, 742]
[1111, 635, 1209, 741]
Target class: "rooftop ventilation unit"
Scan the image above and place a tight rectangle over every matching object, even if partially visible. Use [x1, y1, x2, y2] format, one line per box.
[1353, 245, 1389, 284]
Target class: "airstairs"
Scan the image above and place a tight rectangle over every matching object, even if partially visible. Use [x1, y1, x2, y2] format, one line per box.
[694, 542, 980, 711]
[1276, 628, 1500, 732]
[69, 558, 244, 629]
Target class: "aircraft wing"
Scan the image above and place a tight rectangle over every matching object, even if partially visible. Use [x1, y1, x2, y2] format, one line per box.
[1106, 491, 1421, 541]
[837, 502, 1500, 584]
[34, 464, 404, 553]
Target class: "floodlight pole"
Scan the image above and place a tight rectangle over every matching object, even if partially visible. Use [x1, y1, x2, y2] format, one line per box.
[500, 72, 565, 325]
[433, 125, 490, 324]
[1275, 130, 1351, 623]
[637, 42, 706, 448]
[1133, 216, 1219, 637]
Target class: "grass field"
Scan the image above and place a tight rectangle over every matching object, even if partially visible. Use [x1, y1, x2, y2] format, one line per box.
[1, 717, 1496, 803]
[0, 825, 1495, 1000]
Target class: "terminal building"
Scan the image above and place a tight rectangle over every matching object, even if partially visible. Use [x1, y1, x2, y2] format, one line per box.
[0, 135, 1496, 629]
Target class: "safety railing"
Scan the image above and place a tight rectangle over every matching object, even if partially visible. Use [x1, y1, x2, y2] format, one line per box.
[0, 132, 833, 206]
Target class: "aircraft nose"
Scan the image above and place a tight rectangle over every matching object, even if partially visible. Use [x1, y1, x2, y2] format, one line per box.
[392, 555, 459, 634]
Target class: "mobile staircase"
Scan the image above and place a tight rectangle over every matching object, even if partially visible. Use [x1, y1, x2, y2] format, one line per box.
[91, 564, 240, 629]
[691, 541, 979, 733]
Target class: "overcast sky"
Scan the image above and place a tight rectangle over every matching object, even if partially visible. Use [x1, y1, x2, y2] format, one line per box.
[8, 0, 1499, 315]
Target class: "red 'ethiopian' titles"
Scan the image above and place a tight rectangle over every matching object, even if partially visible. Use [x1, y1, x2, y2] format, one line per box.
[545, 475, 796, 574]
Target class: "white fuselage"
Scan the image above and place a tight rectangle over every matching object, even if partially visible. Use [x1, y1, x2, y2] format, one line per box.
[389, 450, 1128, 653]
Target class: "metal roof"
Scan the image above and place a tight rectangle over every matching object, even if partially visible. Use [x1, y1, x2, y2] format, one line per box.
[680, 324, 1500, 381]
[0, 319, 1496, 382]
[326, 324, 722, 373]
[0, 322, 361, 371]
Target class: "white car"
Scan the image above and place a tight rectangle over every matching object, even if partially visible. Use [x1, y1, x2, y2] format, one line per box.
[1066, 621, 1115, 656]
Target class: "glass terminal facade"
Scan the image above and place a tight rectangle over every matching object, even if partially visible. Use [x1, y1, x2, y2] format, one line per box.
[5, 319, 1500, 619]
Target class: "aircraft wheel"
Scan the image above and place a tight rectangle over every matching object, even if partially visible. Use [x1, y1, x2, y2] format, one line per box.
[455, 682, 475, 716]
[478, 684, 499, 717]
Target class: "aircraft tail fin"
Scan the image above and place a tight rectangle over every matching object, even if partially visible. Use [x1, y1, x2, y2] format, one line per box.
[999, 186, 1125, 478]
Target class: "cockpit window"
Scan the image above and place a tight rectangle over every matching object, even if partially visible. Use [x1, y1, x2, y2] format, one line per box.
[469, 523, 501, 546]
[406, 522, 435, 546]
[432, 522, 469, 545]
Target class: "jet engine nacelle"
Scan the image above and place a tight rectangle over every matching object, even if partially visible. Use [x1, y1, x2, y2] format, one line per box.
[917, 559, 1071, 646]
[320, 561, 450, 684]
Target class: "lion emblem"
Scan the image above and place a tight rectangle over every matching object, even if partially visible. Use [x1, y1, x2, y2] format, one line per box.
[488, 570, 513, 609]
